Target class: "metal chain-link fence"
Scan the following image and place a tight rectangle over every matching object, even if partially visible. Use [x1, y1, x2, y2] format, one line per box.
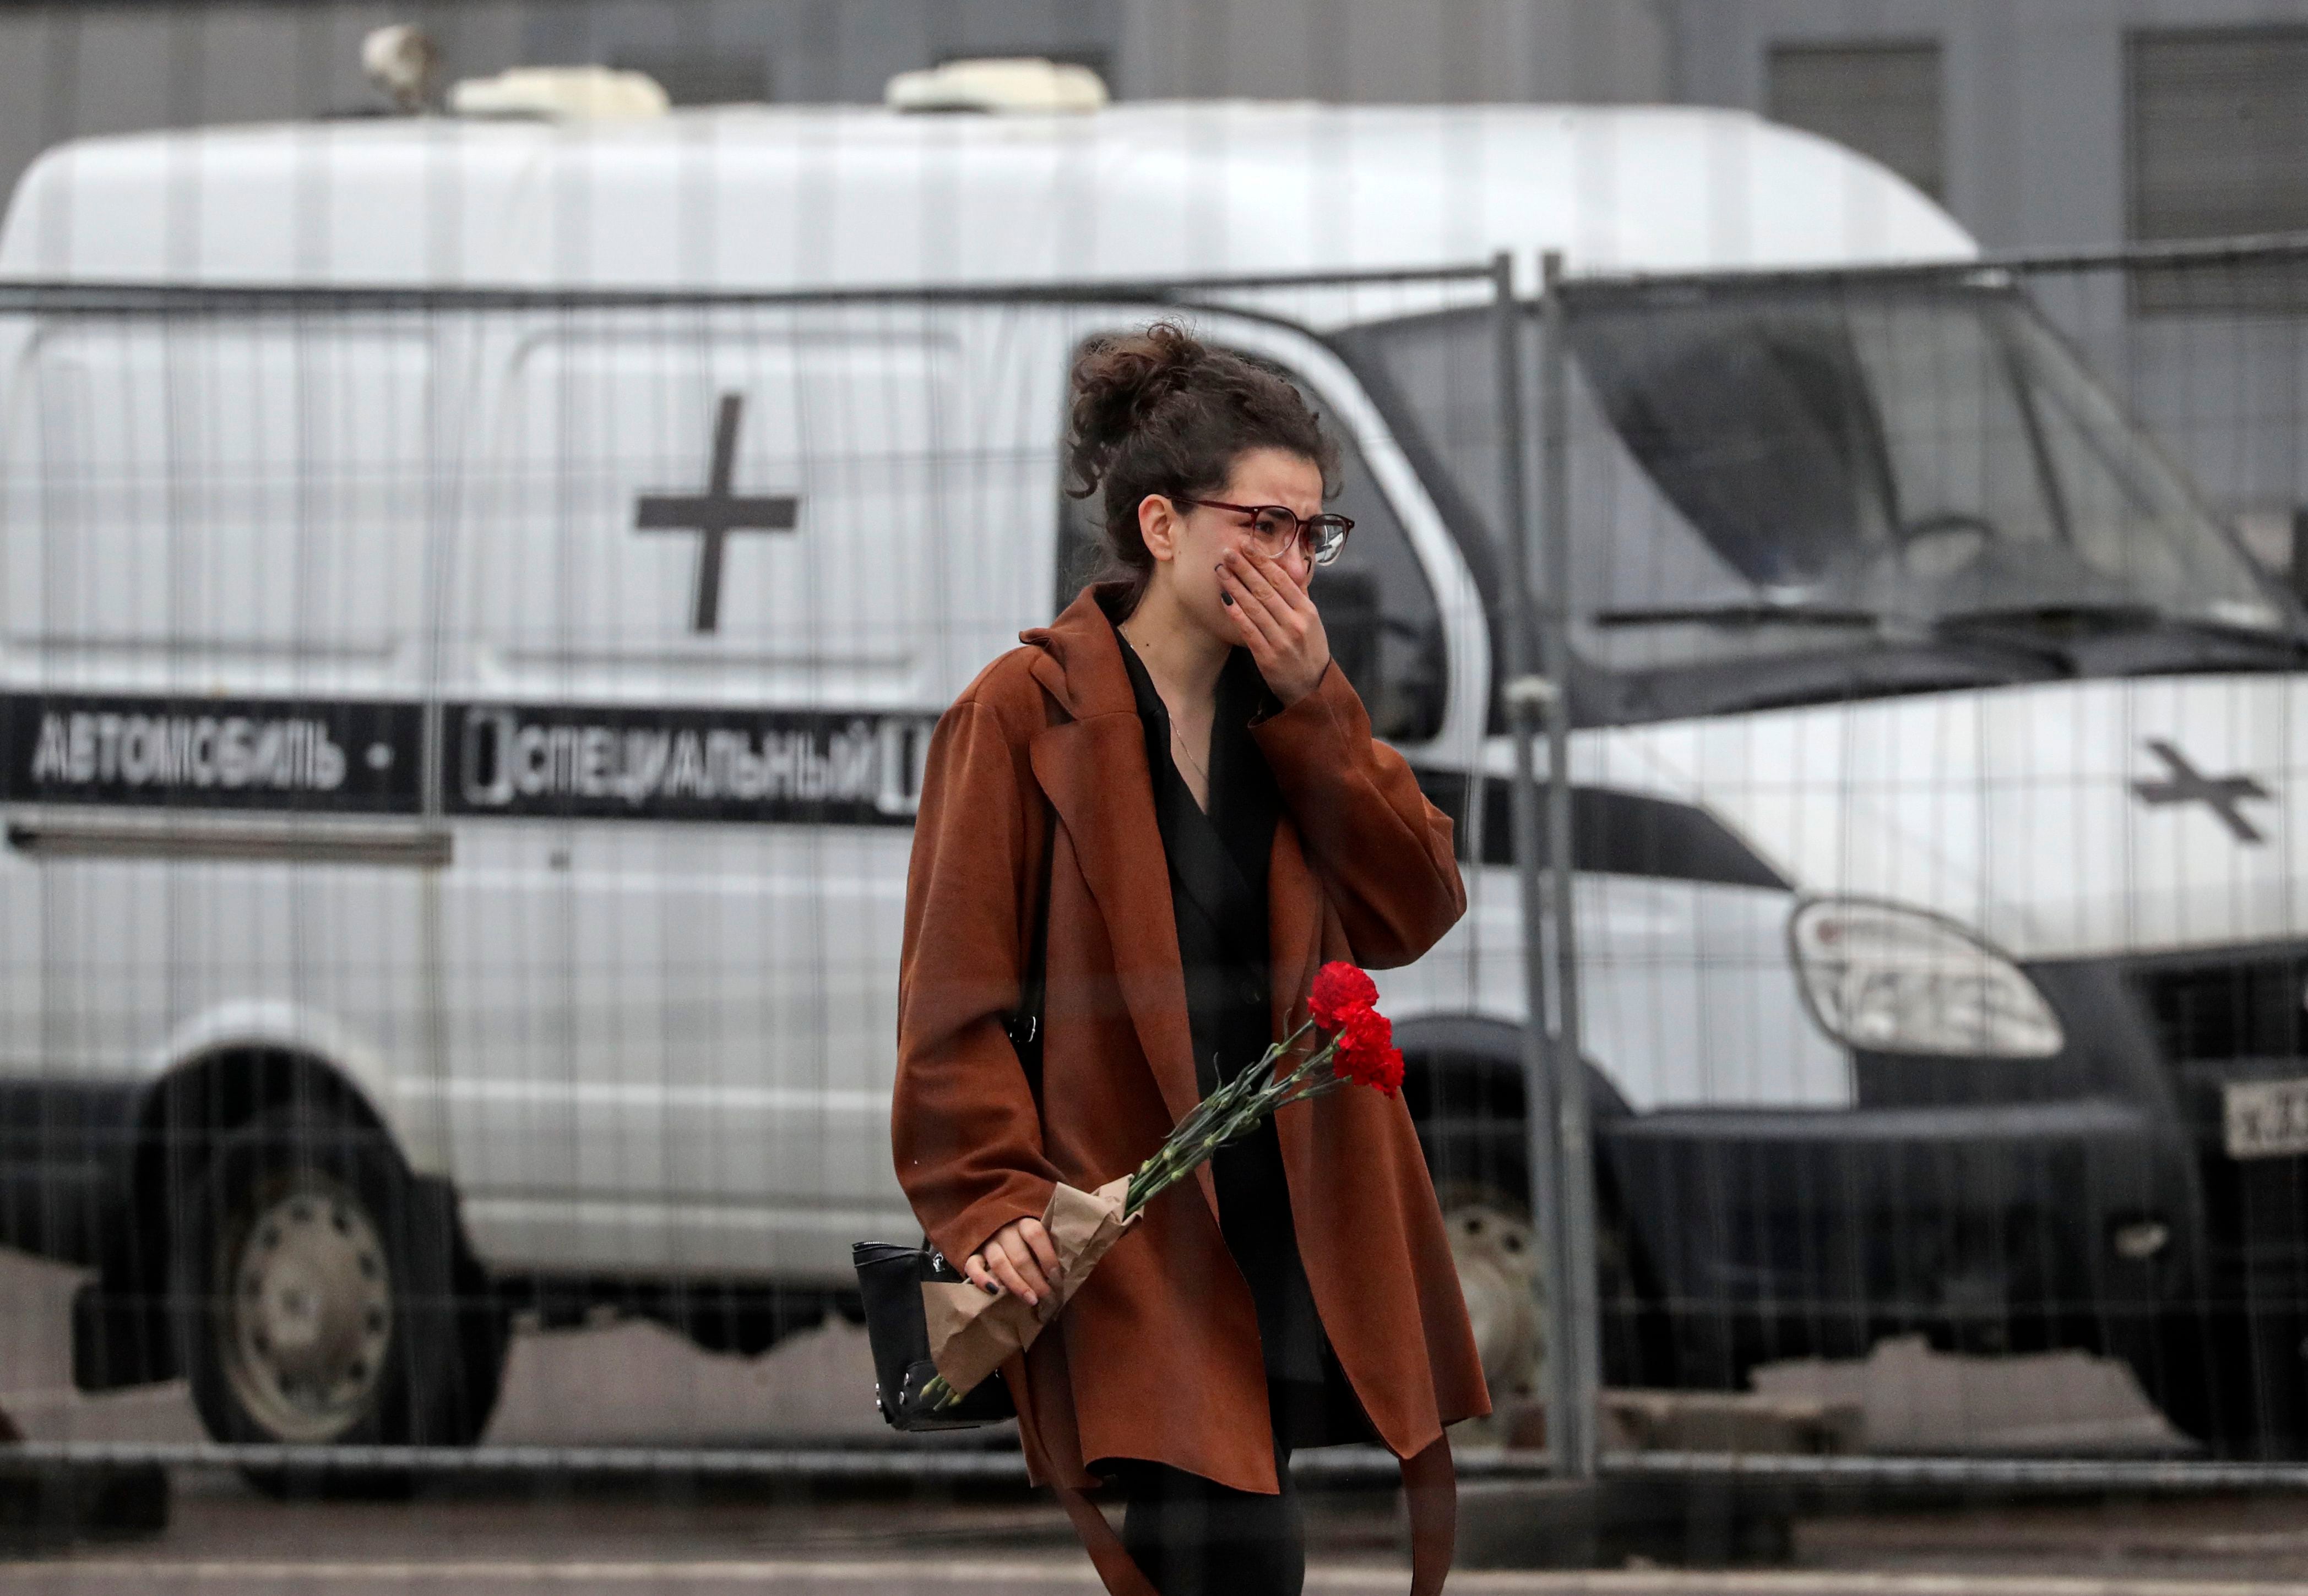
[7, 232, 2308, 1511]
[1536, 237, 2308, 1488]
[0, 265, 1509, 1487]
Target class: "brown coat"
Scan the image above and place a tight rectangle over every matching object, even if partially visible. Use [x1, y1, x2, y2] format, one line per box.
[893, 586, 1491, 1495]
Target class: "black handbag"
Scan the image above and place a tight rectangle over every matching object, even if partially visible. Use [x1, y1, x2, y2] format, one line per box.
[854, 816, 1051, 1432]
[851, 1237, 1022, 1429]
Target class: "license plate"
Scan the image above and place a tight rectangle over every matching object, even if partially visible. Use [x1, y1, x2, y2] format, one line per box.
[2223, 1076, 2308, 1160]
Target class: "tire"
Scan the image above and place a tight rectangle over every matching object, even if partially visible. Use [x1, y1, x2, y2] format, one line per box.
[1438, 1180, 1545, 1401]
[1438, 1176, 1652, 1404]
[169, 1107, 507, 1489]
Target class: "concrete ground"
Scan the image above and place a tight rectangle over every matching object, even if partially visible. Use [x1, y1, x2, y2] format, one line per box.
[6, 1473, 2308, 1593]
[0, 1247, 921, 1450]
[9, 1249, 2308, 1592]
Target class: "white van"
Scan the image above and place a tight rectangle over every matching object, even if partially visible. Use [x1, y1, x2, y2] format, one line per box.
[2, 88, 2301, 1457]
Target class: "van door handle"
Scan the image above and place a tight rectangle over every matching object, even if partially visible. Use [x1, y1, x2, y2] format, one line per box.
[4, 815, 452, 868]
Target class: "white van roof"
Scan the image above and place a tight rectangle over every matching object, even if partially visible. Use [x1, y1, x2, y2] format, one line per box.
[0, 101, 1975, 300]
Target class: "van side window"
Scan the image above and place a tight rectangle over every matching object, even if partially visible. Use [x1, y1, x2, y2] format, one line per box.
[1300, 420, 1447, 743]
[1051, 347, 1447, 744]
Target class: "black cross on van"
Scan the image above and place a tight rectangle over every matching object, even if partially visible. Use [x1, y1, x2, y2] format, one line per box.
[635, 393, 799, 633]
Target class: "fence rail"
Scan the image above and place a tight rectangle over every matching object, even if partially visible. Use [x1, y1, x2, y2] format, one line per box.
[0, 262, 1502, 316]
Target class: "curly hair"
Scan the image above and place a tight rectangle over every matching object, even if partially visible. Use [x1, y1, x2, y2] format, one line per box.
[1062, 321, 1338, 614]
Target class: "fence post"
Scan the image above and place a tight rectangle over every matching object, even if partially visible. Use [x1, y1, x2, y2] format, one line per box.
[1535, 249, 1600, 1479]
[1492, 253, 1584, 1479]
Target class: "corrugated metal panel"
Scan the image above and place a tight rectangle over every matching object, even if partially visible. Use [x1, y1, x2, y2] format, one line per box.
[2130, 27, 2308, 242]
[1767, 41, 1943, 203]
[2128, 27, 2308, 312]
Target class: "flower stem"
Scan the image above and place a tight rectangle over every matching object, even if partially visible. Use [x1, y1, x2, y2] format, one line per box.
[926, 1020, 1340, 1416]
[1125, 1029, 1340, 1217]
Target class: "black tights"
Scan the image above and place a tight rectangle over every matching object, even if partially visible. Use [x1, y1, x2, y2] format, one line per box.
[1111, 1441, 1304, 1596]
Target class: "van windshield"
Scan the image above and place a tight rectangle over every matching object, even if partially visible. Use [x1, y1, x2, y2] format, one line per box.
[1337, 282, 2301, 722]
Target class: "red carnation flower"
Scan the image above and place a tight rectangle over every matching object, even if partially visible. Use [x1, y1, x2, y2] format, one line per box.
[1310, 962, 1379, 1030]
[1370, 1048, 1405, 1097]
[1332, 1004, 1404, 1097]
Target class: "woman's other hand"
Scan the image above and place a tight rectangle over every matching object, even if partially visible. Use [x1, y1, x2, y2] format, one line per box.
[963, 1216, 1061, 1306]
[1218, 544, 1331, 705]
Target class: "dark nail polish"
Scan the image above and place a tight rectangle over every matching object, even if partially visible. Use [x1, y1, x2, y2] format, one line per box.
[984, 1282, 998, 1295]
[1221, 593, 1235, 606]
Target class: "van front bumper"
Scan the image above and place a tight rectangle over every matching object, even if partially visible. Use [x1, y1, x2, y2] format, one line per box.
[1598, 1096, 2218, 1413]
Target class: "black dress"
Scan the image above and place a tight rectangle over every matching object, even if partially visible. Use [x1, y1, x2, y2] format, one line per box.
[1113, 629, 1377, 1451]
[1106, 630, 1378, 1596]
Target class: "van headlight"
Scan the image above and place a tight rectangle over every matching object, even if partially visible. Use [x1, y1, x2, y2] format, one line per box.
[1789, 898, 2063, 1059]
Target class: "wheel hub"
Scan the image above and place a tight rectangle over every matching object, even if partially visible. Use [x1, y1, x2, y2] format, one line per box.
[1445, 1199, 1543, 1398]
[221, 1176, 393, 1442]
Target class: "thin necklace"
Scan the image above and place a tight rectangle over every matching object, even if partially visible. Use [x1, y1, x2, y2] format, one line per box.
[1169, 721, 1211, 788]
[1122, 625, 1212, 789]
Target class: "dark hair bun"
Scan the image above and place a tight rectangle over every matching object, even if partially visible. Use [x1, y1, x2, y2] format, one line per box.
[1062, 322, 1206, 500]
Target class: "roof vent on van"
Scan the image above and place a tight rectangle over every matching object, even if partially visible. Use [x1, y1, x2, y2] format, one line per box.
[884, 57, 1109, 115]
[448, 65, 670, 121]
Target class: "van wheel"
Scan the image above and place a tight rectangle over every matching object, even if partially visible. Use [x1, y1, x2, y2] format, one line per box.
[1439, 1181, 1546, 1401]
[1438, 1178, 1644, 1405]
[170, 1108, 506, 1490]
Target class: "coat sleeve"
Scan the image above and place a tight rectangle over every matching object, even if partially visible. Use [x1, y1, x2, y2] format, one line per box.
[891, 694, 1061, 1268]
[1250, 662, 1468, 969]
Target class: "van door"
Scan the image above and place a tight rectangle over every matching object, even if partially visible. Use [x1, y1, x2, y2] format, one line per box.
[442, 305, 1065, 1282]
[0, 317, 446, 1164]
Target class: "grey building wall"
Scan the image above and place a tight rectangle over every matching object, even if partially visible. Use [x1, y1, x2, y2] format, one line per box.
[11, 0, 2287, 258]
[1666, 0, 2308, 558]
[1666, 0, 2308, 252]
[5, 0, 2300, 546]
[1115, 0, 1669, 104]
[522, 0, 1125, 105]
[0, 0, 1671, 204]
[0, 3, 535, 201]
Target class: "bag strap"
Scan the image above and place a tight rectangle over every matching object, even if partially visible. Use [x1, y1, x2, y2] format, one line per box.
[1004, 687, 1065, 1099]
[1400, 1436, 1456, 1595]
[1052, 1484, 1159, 1596]
[1007, 810, 1056, 1096]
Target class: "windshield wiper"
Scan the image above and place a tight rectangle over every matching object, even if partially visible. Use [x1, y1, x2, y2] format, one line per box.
[1590, 602, 1882, 629]
[1592, 600, 2073, 680]
[1936, 602, 2308, 659]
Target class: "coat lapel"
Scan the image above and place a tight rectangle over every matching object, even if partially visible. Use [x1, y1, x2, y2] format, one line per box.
[1029, 717, 1206, 1136]
[1025, 590, 1220, 1223]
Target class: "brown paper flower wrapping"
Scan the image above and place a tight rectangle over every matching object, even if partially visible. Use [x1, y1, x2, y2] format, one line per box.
[920, 1176, 1140, 1397]
[915, 961, 1403, 1417]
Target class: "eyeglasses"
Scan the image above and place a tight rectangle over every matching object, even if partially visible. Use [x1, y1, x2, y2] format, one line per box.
[1182, 499, 1354, 567]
